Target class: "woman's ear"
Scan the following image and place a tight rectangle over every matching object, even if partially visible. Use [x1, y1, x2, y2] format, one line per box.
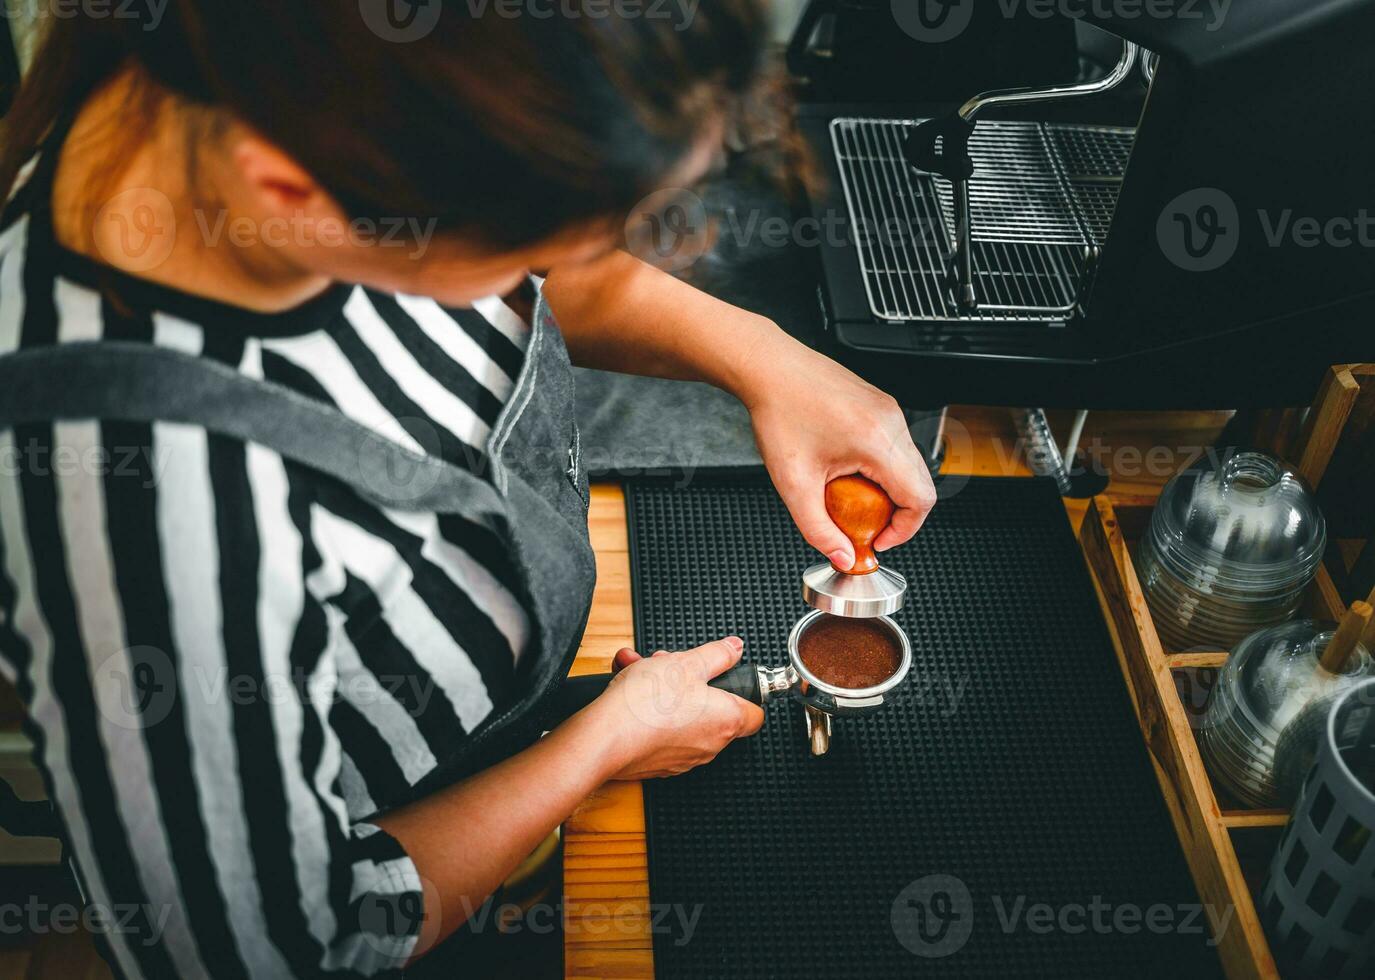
[232, 134, 330, 215]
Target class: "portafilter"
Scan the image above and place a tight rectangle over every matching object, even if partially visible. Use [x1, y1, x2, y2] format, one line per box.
[544, 475, 912, 756]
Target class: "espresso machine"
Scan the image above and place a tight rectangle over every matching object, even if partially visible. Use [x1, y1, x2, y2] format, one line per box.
[793, 0, 1375, 408]
[548, 476, 911, 755]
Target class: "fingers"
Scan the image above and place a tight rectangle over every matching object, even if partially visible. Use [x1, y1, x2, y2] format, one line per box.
[735, 700, 765, 736]
[611, 647, 641, 673]
[775, 468, 855, 570]
[869, 450, 937, 553]
[684, 635, 744, 680]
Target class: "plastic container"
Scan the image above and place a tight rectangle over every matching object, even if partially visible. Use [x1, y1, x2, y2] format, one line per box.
[1138, 451, 1326, 651]
[1200, 621, 1374, 808]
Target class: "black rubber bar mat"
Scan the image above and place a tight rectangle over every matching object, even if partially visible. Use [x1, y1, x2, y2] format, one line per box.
[628, 474, 1223, 979]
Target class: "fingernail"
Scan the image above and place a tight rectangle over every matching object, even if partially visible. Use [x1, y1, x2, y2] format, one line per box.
[725, 636, 743, 652]
[828, 549, 853, 570]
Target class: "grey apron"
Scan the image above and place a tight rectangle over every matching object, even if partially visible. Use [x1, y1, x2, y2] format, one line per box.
[0, 296, 597, 796]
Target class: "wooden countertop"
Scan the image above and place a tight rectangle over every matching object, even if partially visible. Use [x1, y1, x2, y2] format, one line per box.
[562, 483, 650, 978]
[560, 406, 1233, 978]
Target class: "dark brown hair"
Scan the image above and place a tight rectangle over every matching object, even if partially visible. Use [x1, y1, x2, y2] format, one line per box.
[1, 1, 767, 249]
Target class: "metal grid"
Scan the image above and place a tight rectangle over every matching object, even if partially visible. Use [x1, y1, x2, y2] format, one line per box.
[1049, 123, 1136, 247]
[829, 117, 1135, 323]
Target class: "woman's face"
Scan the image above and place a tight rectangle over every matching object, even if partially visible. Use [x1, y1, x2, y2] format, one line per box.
[219, 124, 706, 306]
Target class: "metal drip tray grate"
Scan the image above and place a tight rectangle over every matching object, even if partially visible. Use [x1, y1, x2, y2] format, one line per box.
[829, 117, 1135, 322]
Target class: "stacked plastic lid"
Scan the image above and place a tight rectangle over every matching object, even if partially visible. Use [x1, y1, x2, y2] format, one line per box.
[1201, 620, 1374, 808]
[1137, 451, 1326, 652]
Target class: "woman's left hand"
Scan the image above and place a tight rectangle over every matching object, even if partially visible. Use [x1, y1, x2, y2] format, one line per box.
[739, 332, 937, 570]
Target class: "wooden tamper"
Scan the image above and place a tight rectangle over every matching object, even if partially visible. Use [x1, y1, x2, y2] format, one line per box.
[800, 475, 908, 618]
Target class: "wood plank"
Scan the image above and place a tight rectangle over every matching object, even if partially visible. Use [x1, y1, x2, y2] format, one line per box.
[0, 948, 32, 980]
[1165, 651, 1230, 670]
[1307, 564, 1348, 621]
[1219, 810, 1289, 829]
[1080, 497, 1278, 980]
[1295, 366, 1360, 488]
[563, 486, 653, 977]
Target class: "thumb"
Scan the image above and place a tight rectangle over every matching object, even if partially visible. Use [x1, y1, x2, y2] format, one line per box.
[780, 476, 854, 571]
[611, 647, 642, 673]
[684, 636, 744, 680]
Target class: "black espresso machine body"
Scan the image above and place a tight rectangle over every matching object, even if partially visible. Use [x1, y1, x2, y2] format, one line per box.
[797, 1, 1375, 409]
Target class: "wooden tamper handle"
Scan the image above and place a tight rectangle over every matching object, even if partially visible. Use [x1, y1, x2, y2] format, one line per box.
[825, 474, 896, 575]
[1361, 586, 1375, 653]
[1320, 601, 1373, 674]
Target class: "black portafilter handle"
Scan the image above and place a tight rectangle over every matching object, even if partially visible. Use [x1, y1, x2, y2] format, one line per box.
[903, 113, 976, 181]
[541, 664, 764, 727]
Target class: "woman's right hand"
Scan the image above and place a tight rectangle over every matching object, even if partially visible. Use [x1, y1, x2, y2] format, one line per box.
[585, 636, 764, 780]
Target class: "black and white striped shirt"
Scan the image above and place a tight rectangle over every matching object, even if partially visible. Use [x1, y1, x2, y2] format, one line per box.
[0, 157, 539, 976]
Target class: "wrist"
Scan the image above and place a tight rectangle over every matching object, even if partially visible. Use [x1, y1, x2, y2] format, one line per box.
[558, 691, 636, 783]
[720, 316, 807, 410]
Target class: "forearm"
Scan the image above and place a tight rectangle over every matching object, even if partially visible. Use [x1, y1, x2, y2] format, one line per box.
[374, 704, 620, 955]
[544, 250, 803, 407]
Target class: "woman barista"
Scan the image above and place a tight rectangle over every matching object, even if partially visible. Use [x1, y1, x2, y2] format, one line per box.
[0, 3, 935, 975]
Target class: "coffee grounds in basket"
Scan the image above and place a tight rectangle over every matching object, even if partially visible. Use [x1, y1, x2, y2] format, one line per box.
[797, 614, 901, 690]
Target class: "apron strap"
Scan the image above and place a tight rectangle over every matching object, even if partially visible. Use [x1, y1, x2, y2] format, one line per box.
[0, 341, 506, 523]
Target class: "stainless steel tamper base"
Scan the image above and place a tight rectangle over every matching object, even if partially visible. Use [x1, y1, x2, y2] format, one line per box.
[801, 562, 907, 618]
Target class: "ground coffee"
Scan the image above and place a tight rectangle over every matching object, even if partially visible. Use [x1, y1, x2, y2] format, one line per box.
[797, 614, 901, 690]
